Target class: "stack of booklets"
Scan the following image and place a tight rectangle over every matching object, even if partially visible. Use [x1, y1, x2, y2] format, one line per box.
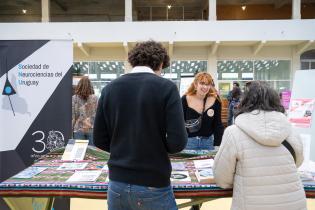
[193, 159, 215, 184]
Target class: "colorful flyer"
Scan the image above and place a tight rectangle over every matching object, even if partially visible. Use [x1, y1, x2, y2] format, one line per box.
[281, 90, 291, 110]
[288, 99, 315, 128]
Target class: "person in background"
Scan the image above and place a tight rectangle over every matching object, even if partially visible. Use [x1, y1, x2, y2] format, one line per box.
[93, 40, 187, 210]
[227, 81, 240, 125]
[182, 72, 224, 152]
[213, 81, 306, 210]
[227, 81, 240, 102]
[72, 76, 98, 145]
[227, 86, 242, 126]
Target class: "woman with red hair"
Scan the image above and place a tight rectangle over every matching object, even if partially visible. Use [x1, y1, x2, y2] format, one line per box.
[182, 72, 224, 154]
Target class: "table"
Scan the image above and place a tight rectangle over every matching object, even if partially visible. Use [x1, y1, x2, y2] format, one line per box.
[0, 147, 314, 210]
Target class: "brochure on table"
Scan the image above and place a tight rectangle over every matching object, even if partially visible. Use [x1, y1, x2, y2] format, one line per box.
[61, 139, 89, 161]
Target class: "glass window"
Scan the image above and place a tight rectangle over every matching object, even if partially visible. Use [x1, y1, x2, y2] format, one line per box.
[311, 62, 315, 70]
[73, 61, 124, 97]
[0, 0, 41, 22]
[301, 61, 310, 70]
[164, 60, 207, 96]
[265, 81, 291, 93]
[50, 0, 124, 22]
[217, 60, 253, 80]
[133, 0, 206, 21]
[254, 60, 291, 80]
[217, 59, 291, 98]
[301, 1, 315, 19]
[217, 1, 292, 20]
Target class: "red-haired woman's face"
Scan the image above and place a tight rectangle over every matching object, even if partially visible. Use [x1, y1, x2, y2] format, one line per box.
[195, 80, 211, 97]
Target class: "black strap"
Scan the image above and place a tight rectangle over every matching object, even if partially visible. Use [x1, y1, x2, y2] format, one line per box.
[184, 95, 207, 119]
[282, 140, 296, 163]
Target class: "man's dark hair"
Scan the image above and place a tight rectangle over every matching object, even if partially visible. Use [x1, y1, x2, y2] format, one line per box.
[231, 86, 241, 99]
[128, 40, 170, 71]
[233, 81, 240, 87]
[235, 81, 284, 117]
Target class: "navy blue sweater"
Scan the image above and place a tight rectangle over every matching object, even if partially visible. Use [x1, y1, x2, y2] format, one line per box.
[93, 73, 187, 187]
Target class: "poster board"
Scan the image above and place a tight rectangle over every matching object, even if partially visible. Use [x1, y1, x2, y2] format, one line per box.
[289, 70, 315, 161]
[0, 40, 72, 181]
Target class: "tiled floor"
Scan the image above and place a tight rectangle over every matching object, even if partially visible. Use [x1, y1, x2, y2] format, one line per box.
[70, 198, 315, 210]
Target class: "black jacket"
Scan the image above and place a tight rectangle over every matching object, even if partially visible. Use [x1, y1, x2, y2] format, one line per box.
[93, 72, 187, 187]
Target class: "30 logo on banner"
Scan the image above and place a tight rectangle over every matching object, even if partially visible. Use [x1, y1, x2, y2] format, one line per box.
[32, 130, 65, 154]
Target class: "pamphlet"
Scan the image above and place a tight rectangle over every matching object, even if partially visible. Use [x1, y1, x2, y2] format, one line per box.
[13, 167, 47, 179]
[66, 170, 102, 182]
[195, 168, 215, 183]
[193, 159, 214, 169]
[62, 139, 89, 161]
[57, 162, 88, 170]
[288, 99, 315, 128]
[170, 171, 191, 183]
[171, 162, 186, 171]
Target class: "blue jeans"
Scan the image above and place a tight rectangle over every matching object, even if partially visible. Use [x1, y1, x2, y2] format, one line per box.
[227, 103, 234, 126]
[73, 131, 94, 146]
[108, 180, 178, 210]
[185, 136, 214, 150]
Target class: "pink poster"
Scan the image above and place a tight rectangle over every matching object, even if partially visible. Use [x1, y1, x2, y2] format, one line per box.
[281, 90, 291, 110]
[288, 99, 315, 128]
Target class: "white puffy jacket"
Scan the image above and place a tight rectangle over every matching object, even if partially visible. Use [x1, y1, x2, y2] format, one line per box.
[213, 110, 306, 210]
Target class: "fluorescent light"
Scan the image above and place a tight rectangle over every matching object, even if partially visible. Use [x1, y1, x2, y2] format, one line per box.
[22, 9, 27, 14]
[241, 5, 246, 11]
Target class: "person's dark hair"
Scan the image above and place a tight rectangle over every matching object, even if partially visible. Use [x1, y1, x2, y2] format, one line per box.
[233, 81, 240, 87]
[75, 76, 94, 100]
[231, 86, 241, 99]
[128, 40, 170, 71]
[235, 81, 285, 117]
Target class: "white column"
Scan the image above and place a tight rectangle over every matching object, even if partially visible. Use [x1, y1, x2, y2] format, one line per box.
[207, 51, 218, 87]
[209, 0, 217, 21]
[125, 0, 132, 22]
[292, 0, 301, 19]
[41, 0, 50, 22]
[291, 46, 300, 87]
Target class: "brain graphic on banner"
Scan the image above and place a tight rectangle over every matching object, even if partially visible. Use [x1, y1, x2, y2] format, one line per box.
[0, 40, 73, 182]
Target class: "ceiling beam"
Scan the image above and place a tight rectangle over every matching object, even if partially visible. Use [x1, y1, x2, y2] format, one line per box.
[168, 41, 174, 57]
[296, 40, 314, 54]
[78, 42, 90, 57]
[252, 40, 266, 55]
[210, 41, 220, 55]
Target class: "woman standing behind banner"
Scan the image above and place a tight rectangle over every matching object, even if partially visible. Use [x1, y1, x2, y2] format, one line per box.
[181, 72, 224, 153]
[72, 76, 98, 145]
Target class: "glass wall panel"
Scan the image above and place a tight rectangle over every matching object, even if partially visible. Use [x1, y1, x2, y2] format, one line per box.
[151, 7, 167, 21]
[72, 61, 124, 97]
[301, 1, 315, 19]
[217, 59, 291, 97]
[301, 61, 310, 70]
[0, 0, 41, 22]
[254, 60, 290, 80]
[50, 0, 124, 22]
[217, 60, 254, 80]
[164, 60, 207, 95]
[133, 0, 206, 21]
[217, 1, 291, 20]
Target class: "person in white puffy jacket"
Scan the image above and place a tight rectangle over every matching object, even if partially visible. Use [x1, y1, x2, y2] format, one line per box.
[213, 81, 306, 210]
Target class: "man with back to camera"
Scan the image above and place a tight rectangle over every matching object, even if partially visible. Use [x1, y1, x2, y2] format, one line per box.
[93, 40, 187, 210]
